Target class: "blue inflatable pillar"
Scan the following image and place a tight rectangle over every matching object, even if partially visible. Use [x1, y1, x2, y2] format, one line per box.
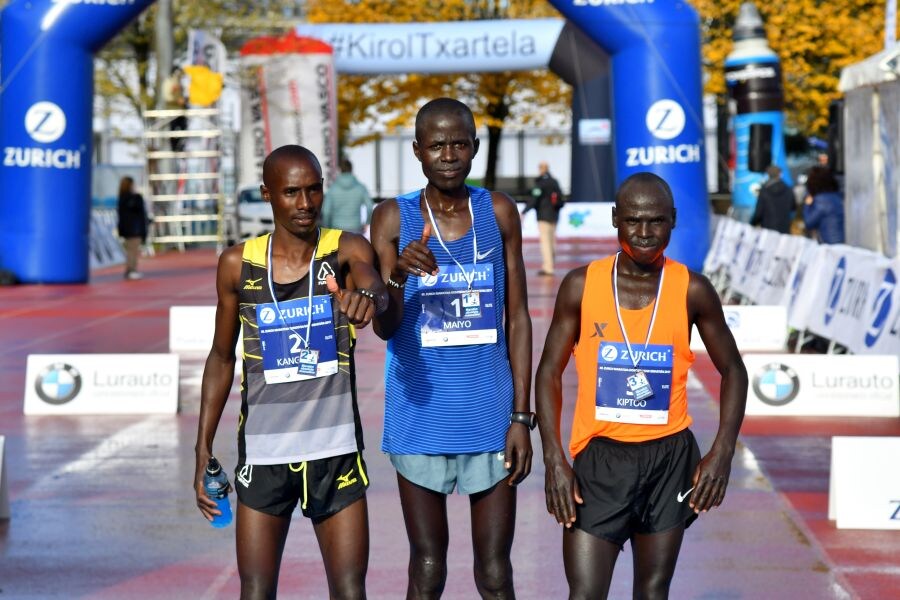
[0, 0, 156, 283]
[549, 0, 709, 270]
[725, 2, 791, 221]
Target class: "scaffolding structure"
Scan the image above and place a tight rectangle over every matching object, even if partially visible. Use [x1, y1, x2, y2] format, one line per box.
[143, 107, 231, 250]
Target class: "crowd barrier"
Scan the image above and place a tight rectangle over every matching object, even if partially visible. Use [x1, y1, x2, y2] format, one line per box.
[704, 216, 900, 356]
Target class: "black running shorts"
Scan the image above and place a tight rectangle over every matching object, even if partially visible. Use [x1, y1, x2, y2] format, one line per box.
[572, 428, 701, 547]
[234, 452, 369, 521]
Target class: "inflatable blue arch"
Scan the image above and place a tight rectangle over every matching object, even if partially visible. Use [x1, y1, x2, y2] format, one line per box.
[0, 0, 708, 282]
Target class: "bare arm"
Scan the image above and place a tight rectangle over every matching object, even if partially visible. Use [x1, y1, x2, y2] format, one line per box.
[332, 231, 389, 328]
[687, 271, 748, 513]
[193, 245, 242, 521]
[536, 266, 586, 526]
[369, 199, 436, 340]
[493, 191, 533, 484]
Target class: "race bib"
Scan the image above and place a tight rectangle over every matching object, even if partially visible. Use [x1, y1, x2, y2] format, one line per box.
[419, 263, 497, 347]
[256, 295, 338, 384]
[595, 341, 673, 424]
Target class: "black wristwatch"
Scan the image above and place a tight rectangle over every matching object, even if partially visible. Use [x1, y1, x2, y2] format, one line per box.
[510, 411, 537, 430]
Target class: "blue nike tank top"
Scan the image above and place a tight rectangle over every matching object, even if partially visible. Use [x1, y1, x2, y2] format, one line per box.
[383, 186, 514, 454]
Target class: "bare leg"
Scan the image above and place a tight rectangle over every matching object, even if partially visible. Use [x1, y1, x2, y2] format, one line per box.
[563, 527, 620, 600]
[235, 500, 291, 600]
[630, 526, 685, 600]
[313, 496, 369, 600]
[470, 480, 516, 599]
[397, 473, 449, 600]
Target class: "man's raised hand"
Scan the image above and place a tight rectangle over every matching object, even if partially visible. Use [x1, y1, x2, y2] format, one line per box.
[326, 275, 375, 328]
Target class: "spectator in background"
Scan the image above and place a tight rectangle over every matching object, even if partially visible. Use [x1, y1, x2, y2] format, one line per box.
[162, 66, 187, 151]
[322, 158, 374, 234]
[117, 176, 149, 280]
[803, 166, 845, 244]
[522, 161, 564, 276]
[750, 165, 794, 234]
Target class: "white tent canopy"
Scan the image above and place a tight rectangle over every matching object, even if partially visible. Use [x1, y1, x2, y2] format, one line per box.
[839, 46, 900, 257]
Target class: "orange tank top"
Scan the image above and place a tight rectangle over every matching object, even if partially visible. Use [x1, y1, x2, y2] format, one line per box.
[570, 254, 694, 457]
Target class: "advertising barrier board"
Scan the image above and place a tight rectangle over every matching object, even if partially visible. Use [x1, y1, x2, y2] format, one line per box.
[743, 353, 899, 417]
[24, 354, 179, 415]
[829, 436, 900, 530]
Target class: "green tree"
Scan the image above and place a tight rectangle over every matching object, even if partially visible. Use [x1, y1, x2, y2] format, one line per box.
[695, 0, 892, 135]
[307, 0, 572, 189]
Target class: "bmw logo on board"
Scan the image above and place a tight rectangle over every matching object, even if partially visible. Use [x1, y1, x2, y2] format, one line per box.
[34, 362, 82, 405]
[752, 362, 800, 406]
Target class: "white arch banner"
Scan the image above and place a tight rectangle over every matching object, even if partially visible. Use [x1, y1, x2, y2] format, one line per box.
[295, 19, 566, 74]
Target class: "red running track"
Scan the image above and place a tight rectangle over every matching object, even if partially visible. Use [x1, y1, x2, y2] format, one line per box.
[0, 239, 897, 599]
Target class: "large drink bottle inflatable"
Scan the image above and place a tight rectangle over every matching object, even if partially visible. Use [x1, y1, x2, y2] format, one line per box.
[725, 2, 791, 221]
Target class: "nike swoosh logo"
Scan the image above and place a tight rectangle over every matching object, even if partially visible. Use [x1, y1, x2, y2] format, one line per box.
[676, 486, 694, 503]
[476, 248, 494, 260]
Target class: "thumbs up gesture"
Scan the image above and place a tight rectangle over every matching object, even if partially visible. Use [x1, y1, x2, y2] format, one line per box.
[394, 223, 438, 284]
[326, 275, 376, 328]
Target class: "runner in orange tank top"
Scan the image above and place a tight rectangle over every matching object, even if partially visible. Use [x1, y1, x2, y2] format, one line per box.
[535, 173, 747, 599]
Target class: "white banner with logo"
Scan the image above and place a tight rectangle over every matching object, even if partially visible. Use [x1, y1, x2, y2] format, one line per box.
[729, 227, 779, 301]
[518, 202, 617, 238]
[829, 436, 900, 530]
[169, 305, 244, 354]
[24, 354, 179, 415]
[705, 217, 900, 356]
[799, 245, 897, 351]
[295, 19, 565, 75]
[238, 51, 338, 189]
[753, 234, 814, 307]
[743, 353, 900, 416]
[170, 306, 217, 352]
[691, 305, 787, 352]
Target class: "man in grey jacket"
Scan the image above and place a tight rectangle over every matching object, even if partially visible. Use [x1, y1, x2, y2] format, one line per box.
[323, 158, 374, 233]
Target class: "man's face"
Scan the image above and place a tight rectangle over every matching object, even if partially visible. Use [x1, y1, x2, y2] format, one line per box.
[612, 185, 675, 266]
[413, 111, 479, 193]
[260, 156, 324, 236]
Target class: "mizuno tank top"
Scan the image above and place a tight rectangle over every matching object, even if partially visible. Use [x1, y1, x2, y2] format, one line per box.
[237, 230, 363, 465]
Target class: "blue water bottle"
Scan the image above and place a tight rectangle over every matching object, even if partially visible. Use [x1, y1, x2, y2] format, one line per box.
[204, 456, 232, 528]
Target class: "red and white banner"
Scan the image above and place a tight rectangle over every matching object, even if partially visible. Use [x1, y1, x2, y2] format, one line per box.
[238, 34, 339, 189]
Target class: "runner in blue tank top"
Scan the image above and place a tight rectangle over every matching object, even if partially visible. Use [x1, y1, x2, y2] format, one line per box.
[371, 98, 534, 598]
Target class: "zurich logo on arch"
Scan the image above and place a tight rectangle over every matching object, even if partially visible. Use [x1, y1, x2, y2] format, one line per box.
[824, 257, 846, 326]
[865, 268, 896, 347]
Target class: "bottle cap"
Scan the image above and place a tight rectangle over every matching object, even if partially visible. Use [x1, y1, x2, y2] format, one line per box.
[733, 2, 766, 42]
[206, 456, 222, 475]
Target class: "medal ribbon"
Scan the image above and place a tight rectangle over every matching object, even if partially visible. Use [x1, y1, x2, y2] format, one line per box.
[612, 252, 666, 369]
[423, 187, 478, 289]
[265, 230, 320, 348]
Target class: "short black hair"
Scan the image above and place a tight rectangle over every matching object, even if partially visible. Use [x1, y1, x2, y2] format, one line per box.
[262, 145, 321, 186]
[340, 158, 352, 172]
[415, 98, 477, 143]
[615, 172, 674, 210]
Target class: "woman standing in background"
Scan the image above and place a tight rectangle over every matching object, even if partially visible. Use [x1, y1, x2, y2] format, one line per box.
[117, 176, 148, 280]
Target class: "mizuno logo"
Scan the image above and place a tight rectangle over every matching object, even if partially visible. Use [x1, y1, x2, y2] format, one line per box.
[337, 469, 358, 490]
[244, 277, 263, 290]
[476, 248, 495, 261]
[676, 486, 694, 503]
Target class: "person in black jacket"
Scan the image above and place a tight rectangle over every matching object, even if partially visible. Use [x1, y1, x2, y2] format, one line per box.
[117, 176, 148, 280]
[749, 165, 794, 234]
[523, 161, 564, 276]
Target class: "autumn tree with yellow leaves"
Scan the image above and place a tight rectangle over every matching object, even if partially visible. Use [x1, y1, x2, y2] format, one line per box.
[306, 0, 572, 190]
[695, 0, 892, 135]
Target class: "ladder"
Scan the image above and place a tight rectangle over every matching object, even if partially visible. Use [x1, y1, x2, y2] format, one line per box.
[143, 107, 232, 250]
